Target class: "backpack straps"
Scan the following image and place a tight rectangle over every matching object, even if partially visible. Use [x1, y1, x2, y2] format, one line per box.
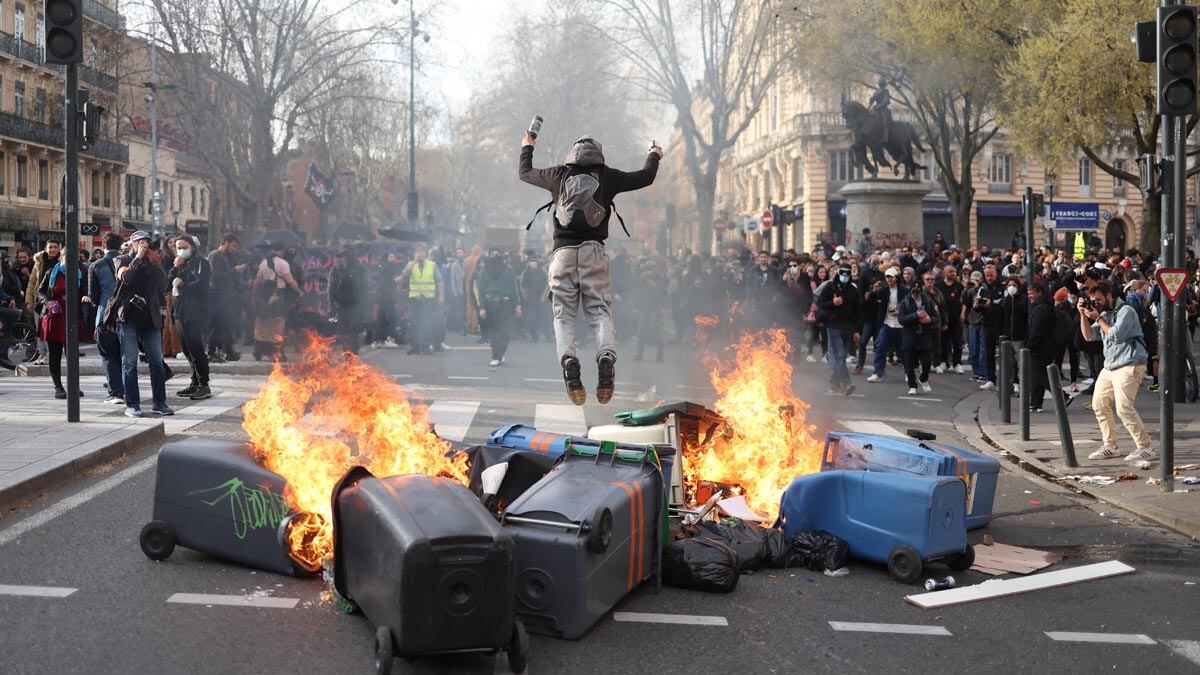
[526, 200, 554, 230]
[611, 200, 631, 237]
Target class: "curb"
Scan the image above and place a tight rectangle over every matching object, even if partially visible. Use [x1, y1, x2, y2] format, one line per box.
[12, 362, 274, 378]
[0, 422, 165, 513]
[952, 392, 1200, 541]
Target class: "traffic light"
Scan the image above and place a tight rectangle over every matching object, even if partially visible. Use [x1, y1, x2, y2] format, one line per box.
[1157, 5, 1197, 117]
[44, 0, 83, 65]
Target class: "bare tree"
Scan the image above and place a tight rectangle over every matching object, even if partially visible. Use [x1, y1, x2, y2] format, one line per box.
[129, 0, 406, 240]
[596, 0, 805, 251]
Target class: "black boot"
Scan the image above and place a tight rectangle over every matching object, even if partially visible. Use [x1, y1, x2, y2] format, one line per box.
[562, 355, 586, 406]
[177, 381, 198, 398]
[596, 353, 616, 405]
[190, 384, 212, 400]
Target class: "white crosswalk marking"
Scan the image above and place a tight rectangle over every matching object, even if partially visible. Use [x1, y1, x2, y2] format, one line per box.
[829, 621, 951, 636]
[1163, 640, 1200, 666]
[0, 584, 77, 598]
[838, 420, 905, 437]
[534, 404, 588, 436]
[1044, 632, 1155, 645]
[426, 401, 482, 442]
[167, 593, 298, 609]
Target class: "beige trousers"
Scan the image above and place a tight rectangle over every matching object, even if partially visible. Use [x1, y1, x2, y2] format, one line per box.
[548, 241, 615, 363]
[1091, 364, 1151, 450]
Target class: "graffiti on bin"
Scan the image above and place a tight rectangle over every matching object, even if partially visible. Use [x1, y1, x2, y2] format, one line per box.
[189, 478, 291, 540]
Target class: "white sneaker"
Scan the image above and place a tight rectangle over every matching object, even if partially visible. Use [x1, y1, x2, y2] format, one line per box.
[954, 365, 964, 374]
[1082, 378, 1095, 386]
[806, 354, 819, 363]
[1124, 447, 1157, 462]
[979, 381, 995, 390]
[489, 359, 501, 367]
[867, 374, 882, 383]
[921, 382, 932, 393]
[821, 355, 828, 363]
[1013, 384, 1020, 394]
[908, 387, 918, 395]
[847, 356, 858, 365]
[934, 364, 946, 374]
[1088, 445, 1121, 460]
[383, 338, 399, 349]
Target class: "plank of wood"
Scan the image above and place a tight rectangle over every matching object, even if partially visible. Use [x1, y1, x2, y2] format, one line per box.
[905, 561, 1135, 609]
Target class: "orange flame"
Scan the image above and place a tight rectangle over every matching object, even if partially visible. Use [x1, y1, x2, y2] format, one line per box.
[242, 335, 467, 568]
[684, 329, 823, 519]
[693, 315, 719, 327]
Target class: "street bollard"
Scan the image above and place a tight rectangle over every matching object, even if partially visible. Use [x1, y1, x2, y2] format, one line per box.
[1019, 348, 1031, 441]
[999, 339, 1012, 424]
[1046, 364, 1078, 468]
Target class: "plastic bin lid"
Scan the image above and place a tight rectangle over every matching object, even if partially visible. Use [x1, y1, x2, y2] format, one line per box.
[613, 401, 723, 427]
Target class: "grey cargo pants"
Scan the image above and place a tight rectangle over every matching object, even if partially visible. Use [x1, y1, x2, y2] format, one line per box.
[548, 241, 616, 364]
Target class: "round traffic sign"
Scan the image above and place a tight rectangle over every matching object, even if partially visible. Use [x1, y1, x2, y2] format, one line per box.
[761, 210, 773, 229]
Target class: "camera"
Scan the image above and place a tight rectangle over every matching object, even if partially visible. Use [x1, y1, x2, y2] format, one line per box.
[974, 296, 987, 308]
[1081, 298, 1095, 311]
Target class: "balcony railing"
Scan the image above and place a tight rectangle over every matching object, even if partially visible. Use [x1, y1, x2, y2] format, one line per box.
[79, 65, 118, 91]
[0, 111, 129, 164]
[84, 0, 126, 29]
[0, 33, 45, 65]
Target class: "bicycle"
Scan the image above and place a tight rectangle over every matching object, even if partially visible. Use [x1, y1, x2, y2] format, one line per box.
[0, 308, 38, 369]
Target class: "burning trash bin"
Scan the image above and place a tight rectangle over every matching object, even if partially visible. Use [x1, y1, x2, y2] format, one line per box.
[778, 470, 974, 584]
[821, 431, 1001, 530]
[331, 467, 528, 675]
[501, 441, 664, 639]
[138, 439, 322, 576]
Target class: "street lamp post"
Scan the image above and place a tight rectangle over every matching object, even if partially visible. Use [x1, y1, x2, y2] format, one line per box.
[395, 0, 429, 223]
[142, 41, 176, 236]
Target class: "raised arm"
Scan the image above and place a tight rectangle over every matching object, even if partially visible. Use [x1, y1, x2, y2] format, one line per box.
[606, 152, 661, 194]
[518, 144, 561, 191]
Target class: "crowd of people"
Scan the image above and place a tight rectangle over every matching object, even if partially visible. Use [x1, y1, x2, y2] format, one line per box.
[0, 224, 1198, 460]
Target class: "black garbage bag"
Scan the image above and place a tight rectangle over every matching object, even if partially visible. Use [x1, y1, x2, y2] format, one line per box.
[786, 530, 850, 571]
[662, 538, 739, 593]
[464, 445, 557, 513]
[687, 519, 788, 572]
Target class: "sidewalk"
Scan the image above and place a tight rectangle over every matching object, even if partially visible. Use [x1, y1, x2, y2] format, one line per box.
[0, 372, 269, 513]
[7, 343, 274, 378]
[954, 383, 1200, 539]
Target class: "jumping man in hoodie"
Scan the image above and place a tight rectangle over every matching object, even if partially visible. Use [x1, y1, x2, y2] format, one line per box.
[519, 131, 662, 405]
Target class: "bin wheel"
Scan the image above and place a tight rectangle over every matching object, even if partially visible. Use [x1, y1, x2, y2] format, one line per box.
[374, 626, 394, 675]
[139, 521, 177, 561]
[946, 545, 975, 572]
[887, 546, 923, 584]
[507, 620, 529, 674]
[587, 507, 613, 554]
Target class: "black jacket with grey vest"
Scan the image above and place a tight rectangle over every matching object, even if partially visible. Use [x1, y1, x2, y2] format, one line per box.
[519, 144, 660, 251]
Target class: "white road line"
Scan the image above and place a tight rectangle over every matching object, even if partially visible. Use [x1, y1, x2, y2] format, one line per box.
[525, 378, 560, 383]
[675, 384, 711, 391]
[839, 420, 905, 437]
[898, 397, 945, 402]
[167, 593, 299, 609]
[828, 621, 952, 636]
[447, 376, 490, 381]
[534, 404, 588, 436]
[394, 374, 413, 379]
[426, 401, 481, 443]
[1045, 632, 1156, 645]
[0, 584, 77, 598]
[1164, 640, 1200, 666]
[612, 612, 727, 626]
[0, 455, 157, 548]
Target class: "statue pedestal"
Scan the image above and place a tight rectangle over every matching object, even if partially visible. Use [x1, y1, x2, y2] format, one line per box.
[839, 180, 930, 250]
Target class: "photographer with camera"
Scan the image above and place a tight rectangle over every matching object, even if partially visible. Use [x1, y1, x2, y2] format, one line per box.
[898, 278, 940, 395]
[1078, 280, 1153, 464]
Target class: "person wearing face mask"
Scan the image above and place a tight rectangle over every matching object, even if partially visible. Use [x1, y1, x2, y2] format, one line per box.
[401, 245, 443, 355]
[519, 254, 550, 342]
[167, 235, 212, 400]
[474, 247, 521, 367]
[109, 231, 171, 418]
[898, 279, 940, 395]
[866, 267, 904, 382]
[1053, 286, 1083, 392]
[816, 264, 861, 396]
[781, 257, 811, 365]
[1079, 280, 1154, 463]
[938, 265, 965, 374]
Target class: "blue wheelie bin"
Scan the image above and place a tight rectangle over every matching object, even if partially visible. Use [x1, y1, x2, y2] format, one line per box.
[489, 424, 573, 458]
[821, 431, 1002, 530]
[778, 470, 974, 583]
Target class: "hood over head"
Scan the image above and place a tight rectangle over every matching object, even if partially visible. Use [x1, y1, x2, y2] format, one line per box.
[565, 136, 605, 167]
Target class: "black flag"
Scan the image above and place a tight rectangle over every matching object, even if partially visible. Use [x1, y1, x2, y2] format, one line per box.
[304, 163, 335, 209]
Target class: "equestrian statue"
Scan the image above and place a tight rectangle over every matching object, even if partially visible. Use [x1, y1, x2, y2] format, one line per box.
[840, 77, 927, 181]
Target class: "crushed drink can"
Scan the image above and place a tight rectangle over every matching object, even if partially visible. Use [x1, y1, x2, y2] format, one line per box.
[924, 576, 955, 591]
[528, 115, 544, 139]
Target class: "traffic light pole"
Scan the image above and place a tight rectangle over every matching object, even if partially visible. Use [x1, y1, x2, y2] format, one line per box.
[1159, 112, 1176, 492]
[65, 62, 80, 423]
[1023, 186, 1035, 289]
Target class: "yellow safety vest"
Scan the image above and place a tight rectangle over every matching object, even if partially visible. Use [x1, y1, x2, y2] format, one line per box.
[1073, 231, 1086, 261]
[409, 260, 436, 299]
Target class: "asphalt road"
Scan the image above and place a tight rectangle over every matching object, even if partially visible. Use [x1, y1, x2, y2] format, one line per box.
[1, 334, 1198, 674]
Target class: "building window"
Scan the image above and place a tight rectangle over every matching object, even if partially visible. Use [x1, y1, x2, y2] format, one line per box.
[34, 87, 44, 123]
[1078, 158, 1092, 197]
[988, 153, 1011, 184]
[35, 12, 43, 57]
[90, 171, 99, 206]
[828, 150, 862, 183]
[16, 155, 27, 197]
[792, 156, 804, 198]
[178, 184, 184, 212]
[125, 175, 145, 220]
[37, 159, 46, 200]
[1112, 159, 1125, 198]
[190, 186, 197, 214]
[14, 81, 25, 118]
[15, 4, 25, 41]
[0, 152, 6, 195]
[103, 172, 111, 207]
